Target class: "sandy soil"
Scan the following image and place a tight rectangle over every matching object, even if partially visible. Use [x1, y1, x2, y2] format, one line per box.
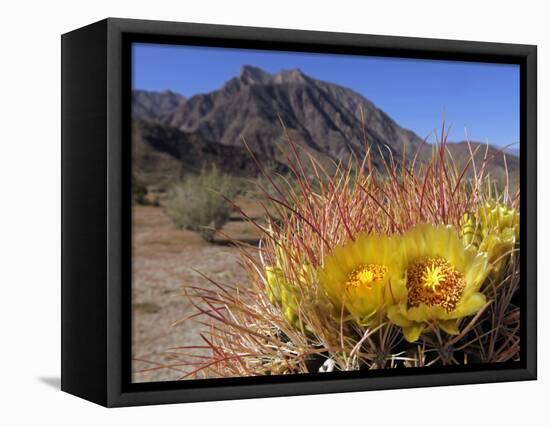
[132, 201, 262, 382]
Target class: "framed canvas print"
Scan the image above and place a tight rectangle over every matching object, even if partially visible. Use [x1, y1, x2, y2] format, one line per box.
[61, 18, 537, 407]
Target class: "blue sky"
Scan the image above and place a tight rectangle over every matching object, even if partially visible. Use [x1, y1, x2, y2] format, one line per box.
[133, 43, 519, 148]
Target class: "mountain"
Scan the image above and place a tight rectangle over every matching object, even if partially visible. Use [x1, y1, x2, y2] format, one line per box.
[504, 145, 520, 157]
[154, 65, 424, 169]
[133, 120, 289, 178]
[132, 66, 518, 190]
[132, 90, 186, 121]
[444, 141, 520, 191]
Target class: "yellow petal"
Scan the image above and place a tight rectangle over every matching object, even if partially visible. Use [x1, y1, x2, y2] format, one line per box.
[387, 276, 407, 303]
[403, 323, 425, 342]
[406, 304, 437, 322]
[439, 319, 460, 335]
[387, 306, 412, 327]
[452, 292, 487, 318]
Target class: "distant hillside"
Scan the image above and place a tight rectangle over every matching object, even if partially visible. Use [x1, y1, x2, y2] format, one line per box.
[444, 141, 519, 191]
[132, 90, 186, 121]
[133, 120, 288, 178]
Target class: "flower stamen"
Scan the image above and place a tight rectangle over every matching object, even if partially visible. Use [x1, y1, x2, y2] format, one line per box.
[422, 264, 445, 290]
[406, 257, 465, 312]
[345, 264, 388, 291]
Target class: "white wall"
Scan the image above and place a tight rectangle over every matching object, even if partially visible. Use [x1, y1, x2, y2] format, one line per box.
[1, 0, 545, 423]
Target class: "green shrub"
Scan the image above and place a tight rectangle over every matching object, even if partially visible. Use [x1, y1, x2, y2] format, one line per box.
[132, 174, 148, 205]
[164, 167, 238, 241]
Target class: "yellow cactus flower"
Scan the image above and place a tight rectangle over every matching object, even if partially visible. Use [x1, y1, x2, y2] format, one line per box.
[265, 264, 305, 327]
[459, 212, 483, 247]
[388, 224, 489, 342]
[318, 233, 404, 326]
[264, 245, 315, 328]
[460, 201, 519, 273]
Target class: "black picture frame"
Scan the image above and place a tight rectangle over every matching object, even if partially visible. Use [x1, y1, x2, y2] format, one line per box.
[61, 17, 537, 407]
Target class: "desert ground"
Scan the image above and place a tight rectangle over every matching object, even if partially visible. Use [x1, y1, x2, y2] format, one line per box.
[132, 199, 262, 382]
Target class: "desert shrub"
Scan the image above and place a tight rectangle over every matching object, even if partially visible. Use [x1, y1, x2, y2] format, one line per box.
[164, 167, 238, 242]
[132, 174, 148, 205]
